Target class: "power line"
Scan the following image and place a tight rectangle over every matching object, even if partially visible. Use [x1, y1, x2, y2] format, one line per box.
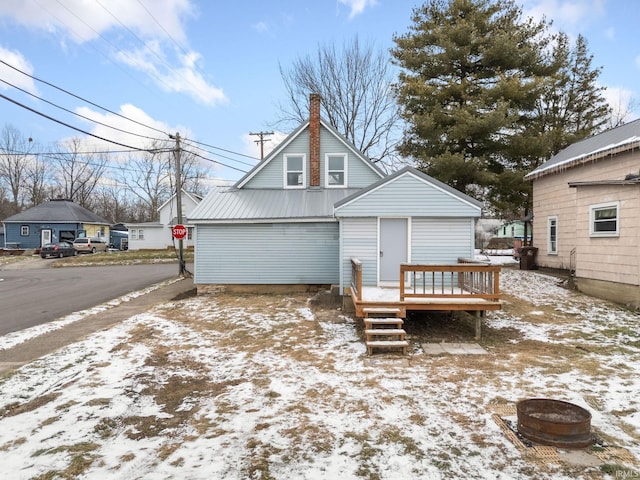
[135, 0, 190, 57]
[0, 92, 159, 152]
[182, 137, 260, 161]
[249, 131, 274, 159]
[0, 77, 166, 144]
[0, 59, 170, 138]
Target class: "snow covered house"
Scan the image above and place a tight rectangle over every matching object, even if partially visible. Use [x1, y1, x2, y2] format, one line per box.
[189, 95, 501, 334]
[126, 190, 201, 251]
[525, 119, 640, 307]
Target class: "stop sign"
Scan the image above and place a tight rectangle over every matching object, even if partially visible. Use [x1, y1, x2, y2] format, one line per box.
[172, 224, 187, 239]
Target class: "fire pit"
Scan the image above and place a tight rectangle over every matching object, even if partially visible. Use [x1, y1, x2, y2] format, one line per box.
[517, 398, 593, 449]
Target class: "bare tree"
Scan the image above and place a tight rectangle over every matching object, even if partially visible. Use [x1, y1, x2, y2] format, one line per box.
[276, 36, 403, 167]
[118, 140, 173, 222]
[50, 137, 108, 208]
[0, 124, 32, 211]
[22, 139, 51, 207]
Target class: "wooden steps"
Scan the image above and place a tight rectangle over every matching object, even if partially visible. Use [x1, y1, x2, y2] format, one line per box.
[364, 317, 408, 356]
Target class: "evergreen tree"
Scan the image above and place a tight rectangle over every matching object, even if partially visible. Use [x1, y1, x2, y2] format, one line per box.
[391, 0, 551, 201]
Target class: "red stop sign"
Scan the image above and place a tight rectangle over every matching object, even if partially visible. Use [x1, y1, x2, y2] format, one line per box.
[172, 224, 187, 239]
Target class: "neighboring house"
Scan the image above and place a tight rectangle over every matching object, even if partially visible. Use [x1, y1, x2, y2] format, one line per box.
[126, 190, 202, 250]
[495, 220, 531, 241]
[525, 118, 640, 307]
[2, 199, 110, 249]
[189, 94, 483, 296]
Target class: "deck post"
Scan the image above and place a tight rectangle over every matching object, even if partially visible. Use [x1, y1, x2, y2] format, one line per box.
[474, 311, 482, 341]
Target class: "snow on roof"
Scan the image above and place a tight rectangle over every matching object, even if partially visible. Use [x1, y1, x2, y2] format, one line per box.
[526, 119, 640, 180]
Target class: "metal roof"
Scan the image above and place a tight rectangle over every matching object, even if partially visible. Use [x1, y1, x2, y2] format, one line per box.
[2, 199, 110, 224]
[188, 187, 362, 223]
[526, 119, 640, 180]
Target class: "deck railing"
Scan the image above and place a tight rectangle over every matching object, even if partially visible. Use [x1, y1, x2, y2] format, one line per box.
[350, 257, 363, 302]
[400, 262, 500, 302]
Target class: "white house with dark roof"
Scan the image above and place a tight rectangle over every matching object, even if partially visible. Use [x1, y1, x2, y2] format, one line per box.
[126, 190, 202, 250]
[189, 94, 485, 298]
[525, 118, 640, 307]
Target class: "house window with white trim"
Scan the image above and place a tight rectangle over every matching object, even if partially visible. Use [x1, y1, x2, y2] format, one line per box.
[325, 153, 347, 187]
[21, 225, 29, 236]
[590, 202, 619, 237]
[547, 216, 557, 254]
[131, 230, 138, 241]
[187, 227, 193, 240]
[284, 154, 305, 188]
[138, 229, 145, 240]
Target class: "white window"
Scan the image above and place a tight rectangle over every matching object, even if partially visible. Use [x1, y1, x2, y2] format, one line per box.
[138, 229, 145, 240]
[284, 154, 305, 188]
[20, 225, 29, 236]
[187, 227, 193, 240]
[131, 229, 138, 241]
[590, 202, 619, 237]
[547, 216, 557, 254]
[325, 153, 347, 187]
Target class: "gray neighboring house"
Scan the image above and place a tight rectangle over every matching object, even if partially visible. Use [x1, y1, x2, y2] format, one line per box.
[2, 199, 111, 250]
[189, 94, 482, 295]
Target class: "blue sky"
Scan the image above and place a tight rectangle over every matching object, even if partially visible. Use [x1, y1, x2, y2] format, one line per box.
[1, 0, 639, 184]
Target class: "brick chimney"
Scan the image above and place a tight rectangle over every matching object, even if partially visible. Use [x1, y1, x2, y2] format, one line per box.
[309, 93, 321, 187]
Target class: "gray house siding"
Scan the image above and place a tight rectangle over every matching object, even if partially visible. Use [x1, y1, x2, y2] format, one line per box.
[243, 126, 381, 190]
[341, 217, 378, 289]
[335, 174, 480, 217]
[339, 217, 476, 290]
[411, 218, 475, 263]
[195, 222, 339, 284]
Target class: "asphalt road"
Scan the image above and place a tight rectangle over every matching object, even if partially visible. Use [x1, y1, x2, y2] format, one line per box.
[0, 259, 184, 336]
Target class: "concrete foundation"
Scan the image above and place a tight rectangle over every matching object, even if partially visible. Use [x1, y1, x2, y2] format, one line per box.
[574, 277, 640, 310]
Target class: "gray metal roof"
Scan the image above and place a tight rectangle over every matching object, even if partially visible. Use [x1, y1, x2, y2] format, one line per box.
[3, 199, 110, 224]
[188, 187, 362, 223]
[526, 119, 640, 180]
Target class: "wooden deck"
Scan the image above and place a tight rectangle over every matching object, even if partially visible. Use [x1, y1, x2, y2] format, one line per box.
[349, 258, 502, 339]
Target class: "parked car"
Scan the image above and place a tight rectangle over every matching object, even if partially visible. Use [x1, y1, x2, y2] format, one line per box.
[40, 241, 77, 258]
[72, 237, 108, 254]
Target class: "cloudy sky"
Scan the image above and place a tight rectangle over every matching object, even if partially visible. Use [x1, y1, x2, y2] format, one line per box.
[0, 0, 638, 182]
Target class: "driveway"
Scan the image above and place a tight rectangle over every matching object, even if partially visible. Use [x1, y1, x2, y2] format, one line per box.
[0, 257, 186, 336]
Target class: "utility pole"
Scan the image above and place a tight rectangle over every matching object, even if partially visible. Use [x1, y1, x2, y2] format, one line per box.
[171, 132, 185, 276]
[249, 131, 273, 159]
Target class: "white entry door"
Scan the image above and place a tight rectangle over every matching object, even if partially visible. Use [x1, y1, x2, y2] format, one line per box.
[41, 229, 52, 247]
[379, 218, 408, 283]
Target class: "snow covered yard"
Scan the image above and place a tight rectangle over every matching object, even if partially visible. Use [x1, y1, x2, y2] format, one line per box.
[0, 268, 639, 479]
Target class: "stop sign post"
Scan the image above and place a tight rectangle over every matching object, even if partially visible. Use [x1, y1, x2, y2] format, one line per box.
[172, 224, 187, 240]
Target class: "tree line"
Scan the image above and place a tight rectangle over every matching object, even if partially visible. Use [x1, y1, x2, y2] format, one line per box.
[0, 125, 208, 223]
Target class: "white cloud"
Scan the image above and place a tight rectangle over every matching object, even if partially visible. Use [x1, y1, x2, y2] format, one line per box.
[519, 0, 606, 31]
[0, 0, 225, 107]
[0, 46, 38, 95]
[601, 85, 639, 123]
[115, 42, 227, 106]
[70, 103, 188, 151]
[0, 0, 193, 44]
[337, 0, 377, 19]
[252, 21, 269, 33]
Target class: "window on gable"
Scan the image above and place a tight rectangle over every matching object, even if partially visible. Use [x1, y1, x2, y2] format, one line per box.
[21, 225, 29, 236]
[547, 216, 557, 254]
[590, 203, 619, 237]
[284, 154, 305, 188]
[326, 154, 347, 187]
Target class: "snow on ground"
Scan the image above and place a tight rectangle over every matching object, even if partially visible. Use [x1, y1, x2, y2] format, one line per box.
[0, 268, 639, 479]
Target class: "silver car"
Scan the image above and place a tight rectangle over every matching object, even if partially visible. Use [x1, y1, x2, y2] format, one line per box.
[72, 237, 108, 254]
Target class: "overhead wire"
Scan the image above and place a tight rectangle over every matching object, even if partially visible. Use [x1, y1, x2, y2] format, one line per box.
[0, 77, 166, 144]
[0, 92, 160, 152]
